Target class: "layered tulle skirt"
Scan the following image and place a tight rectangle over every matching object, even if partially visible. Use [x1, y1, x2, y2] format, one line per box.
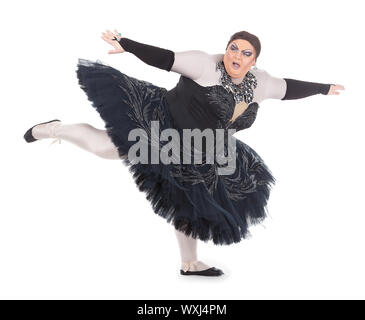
[76, 58, 276, 245]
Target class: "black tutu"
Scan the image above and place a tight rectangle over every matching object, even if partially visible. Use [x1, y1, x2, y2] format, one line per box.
[76, 58, 276, 245]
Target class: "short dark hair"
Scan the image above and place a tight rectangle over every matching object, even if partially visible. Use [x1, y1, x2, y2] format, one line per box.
[226, 31, 261, 60]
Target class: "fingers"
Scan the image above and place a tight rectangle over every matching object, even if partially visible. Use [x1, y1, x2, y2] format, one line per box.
[327, 84, 345, 96]
[106, 29, 116, 39]
[101, 34, 108, 42]
[328, 84, 345, 95]
[101, 32, 113, 44]
[332, 84, 345, 90]
[334, 84, 345, 94]
[114, 29, 121, 40]
[101, 28, 125, 54]
[101, 29, 119, 42]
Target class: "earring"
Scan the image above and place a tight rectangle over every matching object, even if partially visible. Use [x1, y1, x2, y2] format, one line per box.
[252, 64, 258, 70]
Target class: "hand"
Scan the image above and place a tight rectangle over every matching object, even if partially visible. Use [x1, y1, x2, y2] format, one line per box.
[327, 84, 345, 95]
[101, 29, 126, 54]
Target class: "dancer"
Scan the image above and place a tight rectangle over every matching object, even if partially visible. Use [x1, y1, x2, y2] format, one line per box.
[24, 30, 344, 277]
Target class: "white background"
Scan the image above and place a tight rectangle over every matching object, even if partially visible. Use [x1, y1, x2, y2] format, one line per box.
[1, 0, 364, 299]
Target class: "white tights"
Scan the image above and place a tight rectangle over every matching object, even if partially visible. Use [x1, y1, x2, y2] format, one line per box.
[54, 123, 121, 160]
[35, 121, 211, 271]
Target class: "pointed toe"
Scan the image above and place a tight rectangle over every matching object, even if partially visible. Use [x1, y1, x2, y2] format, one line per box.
[23, 119, 61, 143]
[23, 127, 37, 143]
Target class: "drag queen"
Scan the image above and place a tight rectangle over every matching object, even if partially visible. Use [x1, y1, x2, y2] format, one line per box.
[24, 30, 344, 277]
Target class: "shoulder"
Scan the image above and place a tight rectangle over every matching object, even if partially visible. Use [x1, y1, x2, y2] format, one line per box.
[199, 52, 222, 69]
[250, 68, 287, 101]
[193, 53, 223, 85]
[171, 50, 215, 80]
[201, 53, 224, 69]
[249, 68, 270, 83]
[173, 50, 214, 63]
[248, 68, 269, 103]
[210, 53, 224, 62]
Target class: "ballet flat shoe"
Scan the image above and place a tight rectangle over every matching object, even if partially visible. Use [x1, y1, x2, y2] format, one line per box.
[180, 267, 224, 277]
[23, 119, 61, 143]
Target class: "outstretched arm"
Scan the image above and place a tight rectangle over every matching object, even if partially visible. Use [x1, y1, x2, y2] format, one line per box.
[117, 37, 175, 71]
[281, 78, 331, 100]
[116, 37, 208, 80]
[260, 70, 344, 101]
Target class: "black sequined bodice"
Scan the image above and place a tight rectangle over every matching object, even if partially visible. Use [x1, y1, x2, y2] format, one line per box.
[165, 69, 259, 132]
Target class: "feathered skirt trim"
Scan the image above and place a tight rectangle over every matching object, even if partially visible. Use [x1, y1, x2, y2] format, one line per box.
[76, 58, 276, 245]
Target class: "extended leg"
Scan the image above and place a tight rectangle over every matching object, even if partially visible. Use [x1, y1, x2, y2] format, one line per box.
[31, 121, 123, 160]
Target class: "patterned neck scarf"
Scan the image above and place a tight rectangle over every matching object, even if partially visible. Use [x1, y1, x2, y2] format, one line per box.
[216, 60, 257, 104]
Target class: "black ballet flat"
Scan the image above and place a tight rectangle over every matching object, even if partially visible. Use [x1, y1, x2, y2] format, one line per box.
[180, 267, 224, 277]
[23, 119, 61, 143]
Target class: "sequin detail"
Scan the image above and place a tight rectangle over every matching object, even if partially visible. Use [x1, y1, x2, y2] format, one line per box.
[204, 85, 259, 131]
[76, 58, 276, 245]
[110, 73, 268, 202]
[166, 62, 264, 199]
[215, 60, 257, 104]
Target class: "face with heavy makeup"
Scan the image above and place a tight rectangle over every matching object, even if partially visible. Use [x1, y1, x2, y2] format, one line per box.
[223, 39, 257, 79]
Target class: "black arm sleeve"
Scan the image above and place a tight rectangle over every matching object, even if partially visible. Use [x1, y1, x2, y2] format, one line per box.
[117, 37, 175, 72]
[281, 78, 332, 100]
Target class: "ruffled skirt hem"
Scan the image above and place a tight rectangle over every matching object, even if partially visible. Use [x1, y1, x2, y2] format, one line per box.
[76, 58, 276, 245]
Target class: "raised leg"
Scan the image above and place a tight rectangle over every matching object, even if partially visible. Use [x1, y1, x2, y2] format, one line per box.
[32, 121, 123, 160]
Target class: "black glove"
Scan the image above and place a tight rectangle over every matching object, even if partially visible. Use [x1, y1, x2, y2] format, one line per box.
[114, 37, 175, 72]
[282, 78, 332, 100]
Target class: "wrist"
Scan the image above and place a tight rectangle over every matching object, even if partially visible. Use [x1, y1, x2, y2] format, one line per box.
[322, 84, 332, 95]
